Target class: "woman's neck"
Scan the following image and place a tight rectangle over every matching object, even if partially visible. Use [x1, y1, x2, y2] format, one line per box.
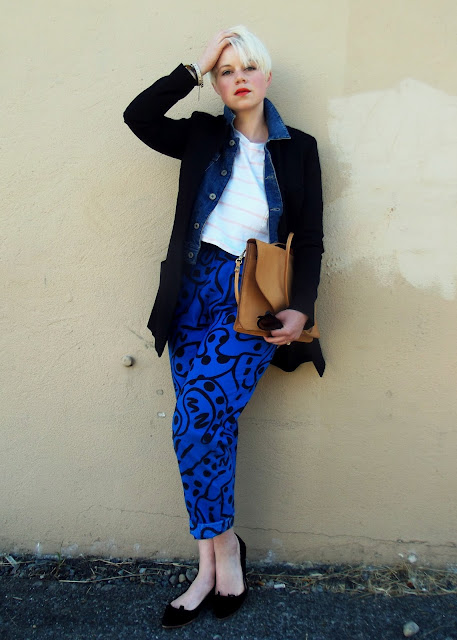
[233, 106, 269, 143]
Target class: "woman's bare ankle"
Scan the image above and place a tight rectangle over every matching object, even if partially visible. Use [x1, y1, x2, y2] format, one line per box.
[213, 529, 238, 556]
[213, 530, 244, 596]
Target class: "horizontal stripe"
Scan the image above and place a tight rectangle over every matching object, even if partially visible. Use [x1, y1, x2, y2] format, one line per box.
[234, 162, 264, 169]
[217, 199, 268, 218]
[207, 213, 267, 233]
[223, 187, 268, 205]
[230, 175, 258, 186]
[204, 222, 254, 242]
[238, 143, 265, 152]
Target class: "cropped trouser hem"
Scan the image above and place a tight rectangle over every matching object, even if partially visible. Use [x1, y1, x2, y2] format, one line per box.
[191, 516, 234, 540]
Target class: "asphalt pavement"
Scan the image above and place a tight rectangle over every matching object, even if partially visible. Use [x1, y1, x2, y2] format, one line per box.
[1, 573, 457, 639]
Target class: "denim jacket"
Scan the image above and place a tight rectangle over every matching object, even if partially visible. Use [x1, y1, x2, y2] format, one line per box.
[184, 99, 291, 264]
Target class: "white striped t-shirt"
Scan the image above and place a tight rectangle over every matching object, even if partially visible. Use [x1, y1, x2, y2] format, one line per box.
[201, 129, 269, 255]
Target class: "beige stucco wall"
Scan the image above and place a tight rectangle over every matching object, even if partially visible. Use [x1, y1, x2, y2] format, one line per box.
[2, 1, 457, 567]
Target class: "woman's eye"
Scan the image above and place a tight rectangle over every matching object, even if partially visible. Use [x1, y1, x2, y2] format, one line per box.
[222, 70, 232, 76]
[246, 66, 256, 71]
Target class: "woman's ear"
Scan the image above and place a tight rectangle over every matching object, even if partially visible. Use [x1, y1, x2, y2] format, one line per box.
[266, 71, 272, 88]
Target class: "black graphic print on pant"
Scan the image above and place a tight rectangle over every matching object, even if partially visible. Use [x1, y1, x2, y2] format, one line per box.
[168, 243, 277, 539]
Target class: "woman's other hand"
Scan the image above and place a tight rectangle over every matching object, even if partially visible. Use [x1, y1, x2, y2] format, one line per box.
[263, 309, 308, 345]
[197, 30, 236, 76]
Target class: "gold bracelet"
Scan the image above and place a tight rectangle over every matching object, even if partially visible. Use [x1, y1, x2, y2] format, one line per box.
[184, 64, 198, 83]
[190, 62, 203, 88]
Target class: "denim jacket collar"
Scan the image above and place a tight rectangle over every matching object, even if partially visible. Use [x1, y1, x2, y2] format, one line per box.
[223, 98, 291, 141]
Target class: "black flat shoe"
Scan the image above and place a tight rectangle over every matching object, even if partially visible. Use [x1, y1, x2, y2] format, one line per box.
[213, 533, 249, 620]
[161, 587, 214, 629]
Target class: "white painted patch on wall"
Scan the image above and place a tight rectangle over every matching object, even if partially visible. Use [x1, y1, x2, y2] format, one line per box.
[89, 538, 118, 556]
[61, 543, 79, 557]
[327, 79, 457, 299]
[271, 537, 284, 549]
[263, 548, 277, 563]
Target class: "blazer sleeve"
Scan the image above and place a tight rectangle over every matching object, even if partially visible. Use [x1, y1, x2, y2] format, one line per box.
[123, 64, 199, 160]
[288, 136, 324, 325]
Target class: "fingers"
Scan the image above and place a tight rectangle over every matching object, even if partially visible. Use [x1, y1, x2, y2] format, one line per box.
[263, 329, 294, 345]
[263, 337, 292, 346]
[262, 315, 304, 344]
[197, 30, 237, 76]
[267, 309, 306, 344]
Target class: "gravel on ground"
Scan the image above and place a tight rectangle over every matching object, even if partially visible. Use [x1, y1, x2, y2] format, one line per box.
[1, 555, 456, 639]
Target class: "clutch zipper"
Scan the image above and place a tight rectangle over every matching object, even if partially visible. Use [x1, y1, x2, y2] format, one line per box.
[234, 249, 246, 305]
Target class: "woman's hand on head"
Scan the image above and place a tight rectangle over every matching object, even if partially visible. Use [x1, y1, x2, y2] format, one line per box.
[263, 309, 308, 346]
[197, 30, 236, 76]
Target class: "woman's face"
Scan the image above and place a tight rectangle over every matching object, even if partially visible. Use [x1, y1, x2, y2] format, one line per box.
[212, 45, 272, 114]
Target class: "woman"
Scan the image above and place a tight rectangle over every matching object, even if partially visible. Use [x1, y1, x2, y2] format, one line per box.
[124, 26, 324, 628]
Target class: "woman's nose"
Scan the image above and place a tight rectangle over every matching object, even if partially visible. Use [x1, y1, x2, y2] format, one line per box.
[234, 70, 247, 82]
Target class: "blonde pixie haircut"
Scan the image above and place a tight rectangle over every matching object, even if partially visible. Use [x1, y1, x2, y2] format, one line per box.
[209, 25, 272, 82]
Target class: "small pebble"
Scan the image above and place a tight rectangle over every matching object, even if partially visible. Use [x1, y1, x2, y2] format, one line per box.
[169, 574, 178, 586]
[274, 582, 286, 589]
[139, 568, 147, 574]
[265, 580, 275, 588]
[403, 621, 420, 637]
[164, 569, 172, 576]
[178, 573, 186, 583]
[186, 568, 198, 582]
[32, 580, 43, 588]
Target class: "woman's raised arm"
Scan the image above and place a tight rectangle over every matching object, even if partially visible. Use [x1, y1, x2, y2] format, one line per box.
[123, 30, 236, 159]
[123, 65, 199, 160]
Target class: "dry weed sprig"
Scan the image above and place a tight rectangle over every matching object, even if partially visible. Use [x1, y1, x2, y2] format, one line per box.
[2, 555, 457, 597]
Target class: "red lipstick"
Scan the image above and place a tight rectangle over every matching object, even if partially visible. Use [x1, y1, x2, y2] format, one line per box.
[235, 88, 251, 95]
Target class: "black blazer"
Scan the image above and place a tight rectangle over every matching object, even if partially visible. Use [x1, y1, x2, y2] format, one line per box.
[124, 64, 325, 376]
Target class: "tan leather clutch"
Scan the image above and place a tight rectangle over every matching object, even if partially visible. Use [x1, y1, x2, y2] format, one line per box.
[233, 233, 319, 343]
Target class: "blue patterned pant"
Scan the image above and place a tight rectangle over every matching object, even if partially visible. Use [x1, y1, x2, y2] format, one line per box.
[168, 243, 277, 539]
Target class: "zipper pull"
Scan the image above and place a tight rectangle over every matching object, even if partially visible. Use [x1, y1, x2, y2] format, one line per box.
[235, 250, 246, 273]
